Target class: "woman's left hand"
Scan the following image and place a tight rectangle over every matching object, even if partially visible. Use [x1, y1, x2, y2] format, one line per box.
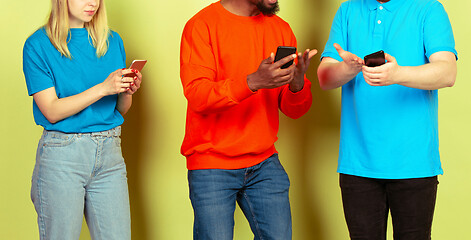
[123, 69, 143, 95]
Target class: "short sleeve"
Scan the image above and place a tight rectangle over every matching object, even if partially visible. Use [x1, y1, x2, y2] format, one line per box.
[423, 2, 457, 60]
[112, 31, 126, 67]
[23, 38, 54, 96]
[321, 4, 347, 62]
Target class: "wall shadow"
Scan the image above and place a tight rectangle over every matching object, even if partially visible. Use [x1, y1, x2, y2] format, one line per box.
[108, 3, 159, 239]
[111, 0, 342, 239]
[283, 0, 342, 239]
[121, 87, 153, 240]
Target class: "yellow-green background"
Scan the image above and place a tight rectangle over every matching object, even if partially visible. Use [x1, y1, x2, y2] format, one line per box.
[1, 0, 469, 239]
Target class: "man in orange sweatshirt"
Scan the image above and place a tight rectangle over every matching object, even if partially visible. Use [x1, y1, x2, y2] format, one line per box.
[180, 0, 316, 239]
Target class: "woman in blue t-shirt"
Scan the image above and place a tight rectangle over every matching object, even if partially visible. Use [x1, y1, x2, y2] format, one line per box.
[22, 0, 141, 239]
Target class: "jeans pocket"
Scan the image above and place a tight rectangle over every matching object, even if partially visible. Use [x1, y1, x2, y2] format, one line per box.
[38, 133, 79, 163]
[114, 136, 122, 148]
[267, 154, 286, 171]
[42, 133, 77, 148]
[264, 154, 290, 188]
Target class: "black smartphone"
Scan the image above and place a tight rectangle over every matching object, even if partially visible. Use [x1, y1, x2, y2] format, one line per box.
[274, 46, 297, 69]
[364, 50, 385, 67]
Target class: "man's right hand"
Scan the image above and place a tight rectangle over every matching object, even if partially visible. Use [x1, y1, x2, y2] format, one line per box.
[334, 43, 364, 74]
[247, 53, 297, 92]
[318, 43, 364, 90]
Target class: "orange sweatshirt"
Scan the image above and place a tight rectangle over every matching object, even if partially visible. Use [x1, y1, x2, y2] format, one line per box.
[180, 2, 312, 170]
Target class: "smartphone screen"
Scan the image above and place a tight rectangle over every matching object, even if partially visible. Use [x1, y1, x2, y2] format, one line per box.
[124, 60, 147, 77]
[274, 46, 296, 69]
[364, 50, 385, 67]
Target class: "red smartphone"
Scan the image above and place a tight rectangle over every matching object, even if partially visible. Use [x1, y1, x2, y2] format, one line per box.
[274, 46, 296, 69]
[364, 50, 385, 67]
[124, 60, 147, 77]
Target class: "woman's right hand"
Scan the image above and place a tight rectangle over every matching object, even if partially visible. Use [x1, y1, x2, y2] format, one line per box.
[100, 68, 136, 96]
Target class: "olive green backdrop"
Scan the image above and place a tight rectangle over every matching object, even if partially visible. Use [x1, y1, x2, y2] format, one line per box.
[1, 0, 469, 239]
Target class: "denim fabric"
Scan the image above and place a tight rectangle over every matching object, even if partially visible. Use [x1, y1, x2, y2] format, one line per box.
[31, 127, 131, 240]
[188, 153, 292, 240]
[340, 174, 438, 240]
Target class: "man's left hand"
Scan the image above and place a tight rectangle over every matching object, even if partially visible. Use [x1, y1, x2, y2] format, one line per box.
[362, 53, 400, 86]
[290, 49, 318, 92]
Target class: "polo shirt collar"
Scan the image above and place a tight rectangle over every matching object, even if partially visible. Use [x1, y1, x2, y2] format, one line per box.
[367, 0, 404, 12]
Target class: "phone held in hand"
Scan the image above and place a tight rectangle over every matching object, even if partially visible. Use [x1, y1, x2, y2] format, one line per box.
[124, 60, 147, 77]
[274, 46, 296, 69]
[364, 50, 385, 67]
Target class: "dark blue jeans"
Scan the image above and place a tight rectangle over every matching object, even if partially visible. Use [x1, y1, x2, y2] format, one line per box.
[340, 174, 439, 240]
[188, 154, 292, 240]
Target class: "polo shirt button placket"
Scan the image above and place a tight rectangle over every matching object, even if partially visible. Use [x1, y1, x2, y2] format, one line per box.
[373, 5, 385, 49]
[378, 5, 383, 25]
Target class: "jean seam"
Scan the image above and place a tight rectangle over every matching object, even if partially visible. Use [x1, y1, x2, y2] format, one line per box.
[86, 138, 104, 239]
[242, 191, 264, 240]
[86, 191, 103, 239]
[90, 138, 103, 180]
[34, 145, 46, 240]
[37, 176, 46, 239]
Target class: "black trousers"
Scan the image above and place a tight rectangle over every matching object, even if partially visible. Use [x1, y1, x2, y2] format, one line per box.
[340, 174, 439, 240]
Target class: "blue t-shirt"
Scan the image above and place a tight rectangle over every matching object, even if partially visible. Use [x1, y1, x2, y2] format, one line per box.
[321, 0, 457, 179]
[23, 28, 126, 133]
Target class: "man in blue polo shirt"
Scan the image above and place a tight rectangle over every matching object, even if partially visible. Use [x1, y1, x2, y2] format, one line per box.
[318, 0, 457, 239]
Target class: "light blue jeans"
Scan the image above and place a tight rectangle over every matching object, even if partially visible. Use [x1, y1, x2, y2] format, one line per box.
[31, 127, 131, 240]
[188, 153, 292, 240]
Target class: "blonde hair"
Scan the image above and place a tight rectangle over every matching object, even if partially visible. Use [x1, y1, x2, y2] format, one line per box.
[45, 0, 110, 58]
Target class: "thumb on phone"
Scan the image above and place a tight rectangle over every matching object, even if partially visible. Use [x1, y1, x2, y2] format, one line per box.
[264, 52, 275, 64]
[384, 52, 396, 63]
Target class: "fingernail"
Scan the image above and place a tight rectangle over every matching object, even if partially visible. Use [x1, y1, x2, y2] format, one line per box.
[131, 83, 135, 86]
[122, 68, 126, 70]
[134, 76, 137, 80]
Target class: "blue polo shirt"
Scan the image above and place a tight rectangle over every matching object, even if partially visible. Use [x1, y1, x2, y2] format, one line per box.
[321, 0, 457, 179]
[23, 28, 126, 133]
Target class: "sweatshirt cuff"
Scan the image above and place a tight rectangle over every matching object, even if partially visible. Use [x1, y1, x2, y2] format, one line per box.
[285, 78, 312, 104]
[229, 77, 256, 103]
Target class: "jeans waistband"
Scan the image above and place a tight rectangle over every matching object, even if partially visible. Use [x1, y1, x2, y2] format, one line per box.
[43, 126, 121, 137]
